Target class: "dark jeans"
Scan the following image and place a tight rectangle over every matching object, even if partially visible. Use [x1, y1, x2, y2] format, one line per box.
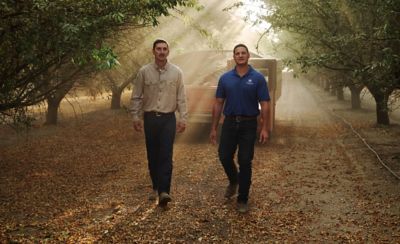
[218, 117, 257, 203]
[144, 112, 176, 195]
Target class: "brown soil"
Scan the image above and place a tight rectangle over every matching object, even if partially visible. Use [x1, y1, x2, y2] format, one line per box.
[0, 78, 399, 243]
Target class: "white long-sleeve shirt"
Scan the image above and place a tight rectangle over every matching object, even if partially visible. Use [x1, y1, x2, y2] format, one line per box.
[130, 61, 187, 123]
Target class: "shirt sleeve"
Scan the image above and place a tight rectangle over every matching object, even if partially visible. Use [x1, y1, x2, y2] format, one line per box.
[176, 71, 188, 123]
[257, 76, 270, 102]
[129, 70, 144, 121]
[215, 77, 225, 98]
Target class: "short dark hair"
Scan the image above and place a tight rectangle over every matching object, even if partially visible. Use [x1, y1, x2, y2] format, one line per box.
[233, 43, 249, 54]
[153, 39, 169, 49]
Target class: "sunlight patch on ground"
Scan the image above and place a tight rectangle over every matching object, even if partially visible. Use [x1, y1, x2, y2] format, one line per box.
[132, 203, 158, 226]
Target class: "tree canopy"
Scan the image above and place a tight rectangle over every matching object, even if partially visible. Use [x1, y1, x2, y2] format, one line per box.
[255, 0, 400, 124]
[0, 0, 197, 123]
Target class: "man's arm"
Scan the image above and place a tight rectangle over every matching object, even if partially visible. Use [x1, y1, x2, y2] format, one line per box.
[176, 71, 187, 133]
[259, 100, 270, 143]
[209, 98, 224, 144]
[130, 70, 144, 132]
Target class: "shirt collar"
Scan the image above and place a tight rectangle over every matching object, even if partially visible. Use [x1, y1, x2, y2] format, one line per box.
[233, 65, 253, 77]
[153, 61, 170, 72]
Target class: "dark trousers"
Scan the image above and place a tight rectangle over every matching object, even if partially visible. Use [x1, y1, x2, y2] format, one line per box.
[143, 112, 176, 195]
[218, 118, 257, 203]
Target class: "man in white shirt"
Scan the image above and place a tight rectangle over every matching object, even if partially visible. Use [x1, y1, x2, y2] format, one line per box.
[130, 39, 187, 207]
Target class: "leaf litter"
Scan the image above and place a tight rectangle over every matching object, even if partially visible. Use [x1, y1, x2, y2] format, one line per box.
[0, 98, 399, 243]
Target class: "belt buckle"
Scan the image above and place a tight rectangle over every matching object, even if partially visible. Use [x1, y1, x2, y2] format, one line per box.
[155, 112, 161, 117]
[235, 116, 241, 122]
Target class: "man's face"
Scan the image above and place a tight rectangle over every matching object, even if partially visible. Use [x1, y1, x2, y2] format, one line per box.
[153, 42, 169, 62]
[233, 46, 250, 65]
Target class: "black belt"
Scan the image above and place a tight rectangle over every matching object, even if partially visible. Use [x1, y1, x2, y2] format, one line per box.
[225, 115, 257, 122]
[144, 111, 175, 117]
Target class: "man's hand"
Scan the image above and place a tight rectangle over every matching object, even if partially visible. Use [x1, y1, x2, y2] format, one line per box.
[177, 122, 186, 133]
[259, 129, 269, 144]
[209, 98, 224, 145]
[209, 128, 218, 145]
[133, 121, 143, 132]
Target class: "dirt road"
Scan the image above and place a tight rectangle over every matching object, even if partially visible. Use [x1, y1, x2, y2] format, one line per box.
[0, 77, 399, 243]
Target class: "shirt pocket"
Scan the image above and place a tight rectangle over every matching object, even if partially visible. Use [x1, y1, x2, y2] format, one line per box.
[144, 80, 158, 86]
[165, 80, 177, 96]
[143, 80, 158, 99]
[144, 80, 158, 91]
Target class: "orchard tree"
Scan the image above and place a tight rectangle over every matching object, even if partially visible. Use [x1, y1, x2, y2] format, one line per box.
[346, 0, 400, 124]
[100, 28, 150, 110]
[253, 0, 400, 124]
[0, 0, 197, 125]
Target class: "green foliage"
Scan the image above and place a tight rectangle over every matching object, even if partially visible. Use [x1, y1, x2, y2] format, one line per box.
[260, 0, 397, 73]
[0, 0, 196, 125]
[252, 0, 400, 123]
[92, 46, 120, 70]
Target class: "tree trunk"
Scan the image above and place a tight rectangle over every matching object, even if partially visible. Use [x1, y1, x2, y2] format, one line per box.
[45, 96, 62, 125]
[105, 72, 133, 110]
[45, 81, 76, 125]
[370, 88, 391, 125]
[324, 79, 330, 91]
[349, 85, 362, 109]
[376, 101, 390, 125]
[319, 77, 324, 88]
[336, 86, 344, 100]
[330, 82, 336, 96]
[111, 88, 122, 109]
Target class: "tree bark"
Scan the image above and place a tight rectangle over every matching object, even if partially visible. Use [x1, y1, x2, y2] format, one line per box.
[44, 66, 82, 125]
[45, 96, 62, 125]
[44, 80, 76, 125]
[336, 86, 344, 100]
[330, 82, 336, 96]
[104, 72, 133, 110]
[324, 79, 330, 92]
[349, 85, 362, 109]
[111, 88, 122, 109]
[370, 88, 391, 125]
[375, 101, 390, 125]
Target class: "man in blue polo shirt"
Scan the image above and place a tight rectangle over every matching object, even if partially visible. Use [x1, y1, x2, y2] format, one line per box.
[209, 43, 270, 213]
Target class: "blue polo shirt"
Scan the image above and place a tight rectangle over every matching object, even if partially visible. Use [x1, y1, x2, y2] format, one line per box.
[216, 65, 270, 116]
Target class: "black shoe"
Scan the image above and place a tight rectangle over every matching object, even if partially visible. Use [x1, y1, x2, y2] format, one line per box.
[237, 202, 249, 213]
[158, 192, 171, 207]
[148, 190, 158, 201]
[224, 183, 238, 198]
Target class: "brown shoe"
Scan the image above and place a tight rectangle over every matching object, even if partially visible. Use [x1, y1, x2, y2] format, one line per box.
[224, 183, 238, 198]
[158, 192, 172, 207]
